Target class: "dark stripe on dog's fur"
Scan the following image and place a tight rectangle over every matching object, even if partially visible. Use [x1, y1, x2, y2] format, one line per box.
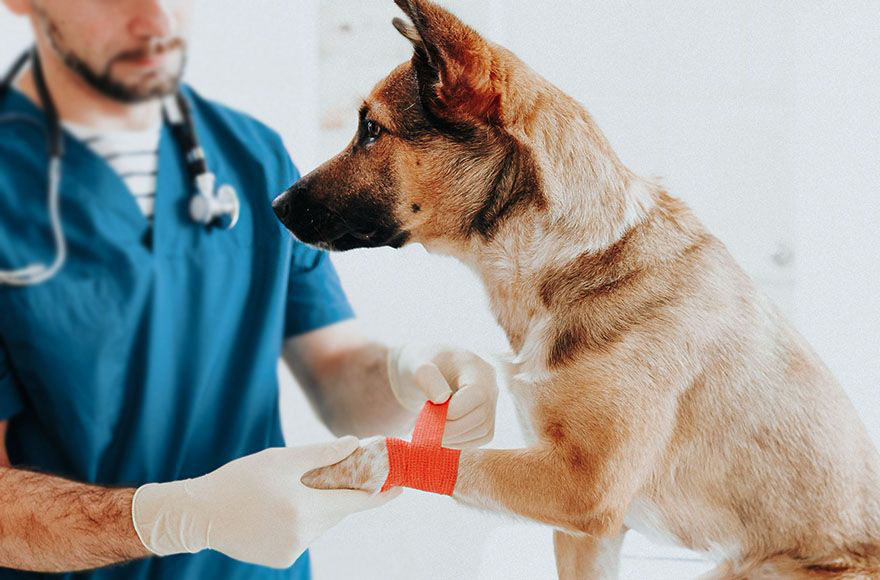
[470, 138, 545, 239]
[542, 196, 716, 368]
[539, 234, 637, 310]
[547, 292, 674, 368]
[539, 195, 713, 311]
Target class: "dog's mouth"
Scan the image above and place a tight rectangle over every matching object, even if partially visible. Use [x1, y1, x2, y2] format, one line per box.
[273, 191, 409, 252]
[313, 224, 410, 252]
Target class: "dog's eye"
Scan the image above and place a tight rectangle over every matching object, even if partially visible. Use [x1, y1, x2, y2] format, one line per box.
[365, 120, 383, 143]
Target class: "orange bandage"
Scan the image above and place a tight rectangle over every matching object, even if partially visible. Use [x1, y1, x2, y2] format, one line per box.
[381, 401, 461, 496]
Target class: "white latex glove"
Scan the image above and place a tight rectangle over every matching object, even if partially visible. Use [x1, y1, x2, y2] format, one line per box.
[131, 437, 399, 569]
[388, 343, 499, 448]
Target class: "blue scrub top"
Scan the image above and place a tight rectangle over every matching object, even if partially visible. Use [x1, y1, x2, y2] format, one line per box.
[0, 86, 354, 579]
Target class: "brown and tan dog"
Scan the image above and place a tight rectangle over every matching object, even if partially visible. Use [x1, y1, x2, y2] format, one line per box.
[272, 1, 880, 577]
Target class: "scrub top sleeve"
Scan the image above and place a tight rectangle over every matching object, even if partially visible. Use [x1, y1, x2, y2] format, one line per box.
[283, 244, 355, 338]
[0, 341, 24, 420]
[277, 153, 355, 338]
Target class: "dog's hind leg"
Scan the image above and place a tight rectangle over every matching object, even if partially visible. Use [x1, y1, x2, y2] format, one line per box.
[554, 529, 626, 580]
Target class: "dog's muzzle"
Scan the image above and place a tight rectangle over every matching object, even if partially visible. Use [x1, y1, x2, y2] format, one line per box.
[272, 183, 409, 251]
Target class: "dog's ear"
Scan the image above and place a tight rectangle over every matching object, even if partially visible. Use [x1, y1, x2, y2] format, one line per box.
[392, 0, 504, 125]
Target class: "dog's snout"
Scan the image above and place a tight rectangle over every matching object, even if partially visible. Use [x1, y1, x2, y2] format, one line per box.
[272, 181, 337, 244]
[272, 187, 295, 225]
[270, 171, 407, 251]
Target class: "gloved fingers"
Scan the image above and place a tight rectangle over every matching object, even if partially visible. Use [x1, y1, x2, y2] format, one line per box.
[413, 363, 453, 405]
[296, 436, 360, 471]
[443, 401, 491, 442]
[446, 383, 493, 420]
[443, 407, 495, 447]
[372, 487, 403, 504]
[454, 354, 496, 385]
[308, 486, 403, 517]
[446, 431, 494, 450]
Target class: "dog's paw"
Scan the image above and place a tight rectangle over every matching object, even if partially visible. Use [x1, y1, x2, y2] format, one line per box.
[301, 436, 389, 494]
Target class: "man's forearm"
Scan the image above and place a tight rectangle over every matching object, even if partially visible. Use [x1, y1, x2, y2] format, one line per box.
[288, 339, 415, 438]
[0, 466, 150, 572]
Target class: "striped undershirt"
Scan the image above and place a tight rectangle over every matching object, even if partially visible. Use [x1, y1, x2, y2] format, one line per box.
[63, 121, 161, 221]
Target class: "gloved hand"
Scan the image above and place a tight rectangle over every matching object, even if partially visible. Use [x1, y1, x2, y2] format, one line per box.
[131, 437, 399, 569]
[388, 343, 499, 448]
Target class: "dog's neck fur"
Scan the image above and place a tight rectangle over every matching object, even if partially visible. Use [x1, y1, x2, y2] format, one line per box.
[453, 79, 660, 359]
[470, 180, 658, 359]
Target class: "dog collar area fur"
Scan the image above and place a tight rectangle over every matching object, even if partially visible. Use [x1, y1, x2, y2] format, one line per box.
[382, 401, 461, 496]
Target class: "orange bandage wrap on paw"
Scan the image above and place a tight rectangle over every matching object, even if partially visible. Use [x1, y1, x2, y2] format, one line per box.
[381, 401, 461, 496]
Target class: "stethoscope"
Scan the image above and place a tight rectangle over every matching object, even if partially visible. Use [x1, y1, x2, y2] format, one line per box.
[0, 48, 240, 287]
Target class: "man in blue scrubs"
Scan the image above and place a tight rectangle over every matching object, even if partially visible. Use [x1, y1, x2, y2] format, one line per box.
[0, 1, 499, 579]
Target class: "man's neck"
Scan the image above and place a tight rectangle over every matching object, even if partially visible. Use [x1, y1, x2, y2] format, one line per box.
[14, 49, 162, 132]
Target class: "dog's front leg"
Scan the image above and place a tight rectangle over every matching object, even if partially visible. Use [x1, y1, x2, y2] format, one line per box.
[304, 441, 632, 578]
[554, 529, 627, 580]
[304, 440, 626, 536]
[453, 447, 626, 537]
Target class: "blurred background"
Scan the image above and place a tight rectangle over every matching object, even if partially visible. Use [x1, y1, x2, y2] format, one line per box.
[2, 1, 878, 578]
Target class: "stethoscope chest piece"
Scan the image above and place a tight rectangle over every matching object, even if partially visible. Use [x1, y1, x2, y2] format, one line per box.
[189, 171, 240, 230]
[166, 94, 240, 230]
[216, 183, 241, 229]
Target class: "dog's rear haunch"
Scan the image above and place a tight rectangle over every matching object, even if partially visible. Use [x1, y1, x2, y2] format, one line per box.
[276, 1, 880, 578]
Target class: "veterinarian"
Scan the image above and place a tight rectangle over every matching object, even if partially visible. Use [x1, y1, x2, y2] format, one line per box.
[0, 1, 499, 579]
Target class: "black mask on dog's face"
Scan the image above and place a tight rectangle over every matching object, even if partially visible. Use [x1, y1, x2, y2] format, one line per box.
[272, 145, 410, 252]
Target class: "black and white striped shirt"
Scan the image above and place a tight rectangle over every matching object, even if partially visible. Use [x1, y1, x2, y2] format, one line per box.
[64, 122, 161, 220]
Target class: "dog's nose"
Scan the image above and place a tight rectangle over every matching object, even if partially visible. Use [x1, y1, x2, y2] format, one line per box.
[272, 187, 297, 226]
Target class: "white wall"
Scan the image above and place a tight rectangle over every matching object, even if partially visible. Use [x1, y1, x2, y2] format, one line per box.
[187, 1, 320, 171]
[792, 1, 880, 442]
[2, 1, 878, 578]
[0, 10, 30, 63]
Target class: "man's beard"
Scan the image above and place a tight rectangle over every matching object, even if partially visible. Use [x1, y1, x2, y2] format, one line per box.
[35, 8, 186, 103]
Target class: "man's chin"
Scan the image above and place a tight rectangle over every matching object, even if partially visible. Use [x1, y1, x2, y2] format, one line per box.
[97, 74, 181, 103]
[101, 55, 185, 102]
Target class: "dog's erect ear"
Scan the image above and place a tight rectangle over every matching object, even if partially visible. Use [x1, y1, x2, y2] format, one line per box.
[392, 0, 504, 125]
[391, 17, 426, 53]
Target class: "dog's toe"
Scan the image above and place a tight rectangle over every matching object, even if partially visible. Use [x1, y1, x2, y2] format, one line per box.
[301, 437, 390, 493]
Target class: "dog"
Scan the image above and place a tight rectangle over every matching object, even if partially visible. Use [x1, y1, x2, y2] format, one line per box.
[272, 1, 880, 577]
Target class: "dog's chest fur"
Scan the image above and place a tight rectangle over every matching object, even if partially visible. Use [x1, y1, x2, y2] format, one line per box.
[483, 195, 734, 555]
[503, 354, 741, 561]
